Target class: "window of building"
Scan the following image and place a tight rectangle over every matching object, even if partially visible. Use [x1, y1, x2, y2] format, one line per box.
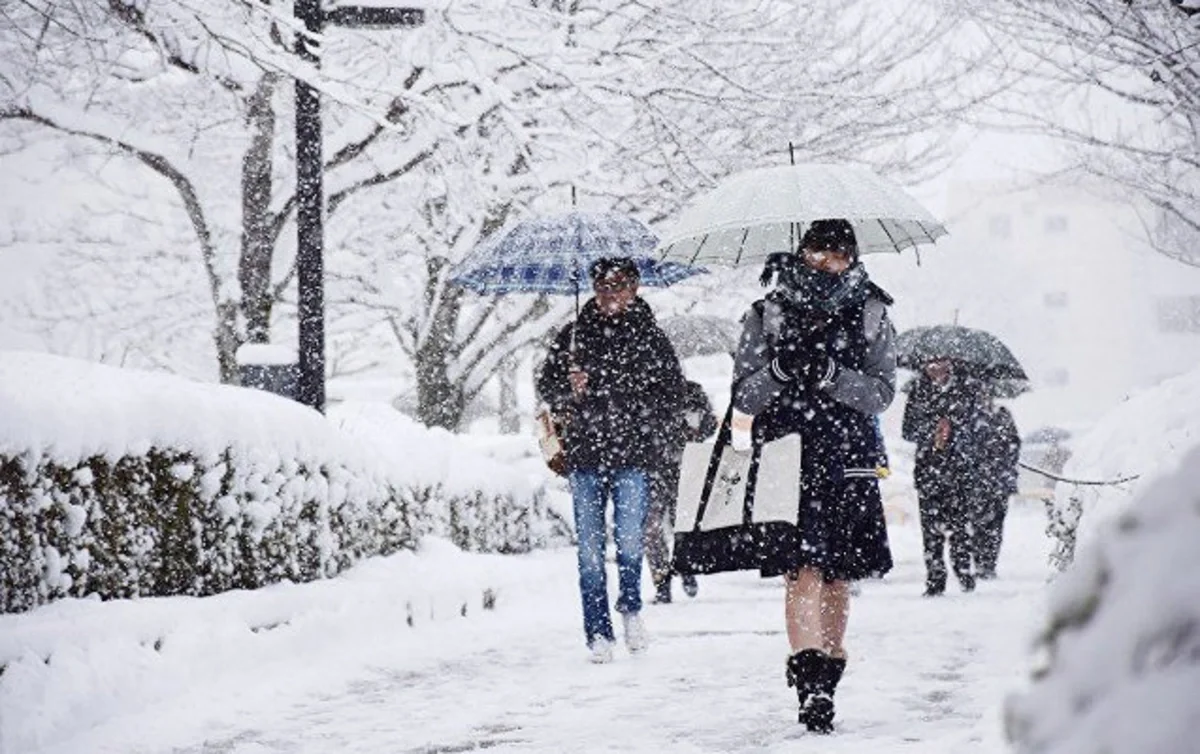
[1043, 215, 1069, 234]
[988, 214, 1012, 240]
[1155, 296, 1200, 333]
[1043, 291, 1069, 309]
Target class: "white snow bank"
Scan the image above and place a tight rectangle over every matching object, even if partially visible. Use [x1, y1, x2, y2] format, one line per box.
[328, 401, 543, 500]
[0, 351, 545, 497]
[0, 351, 381, 468]
[1046, 365, 1200, 568]
[1005, 443, 1200, 754]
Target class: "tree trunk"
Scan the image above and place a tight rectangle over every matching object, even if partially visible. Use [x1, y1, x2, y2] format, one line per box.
[238, 74, 279, 344]
[498, 356, 520, 434]
[415, 257, 467, 429]
[215, 300, 241, 384]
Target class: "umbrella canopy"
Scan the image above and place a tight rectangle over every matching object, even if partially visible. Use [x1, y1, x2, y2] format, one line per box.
[450, 211, 704, 295]
[657, 163, 947, 267]
[901, 374, 1031, 399]
[896, 324, 1028, 381]
[659, 315, 741, 358]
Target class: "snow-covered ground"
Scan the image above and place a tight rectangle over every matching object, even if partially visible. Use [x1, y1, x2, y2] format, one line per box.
[0, 499, 1053, 754]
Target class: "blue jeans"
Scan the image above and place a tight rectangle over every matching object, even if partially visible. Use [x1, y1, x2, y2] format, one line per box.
[569, 467, 649, 647]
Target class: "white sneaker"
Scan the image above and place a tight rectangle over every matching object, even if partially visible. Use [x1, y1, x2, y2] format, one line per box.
[623, 612, 649, 654]
[588, 638, 615, 664]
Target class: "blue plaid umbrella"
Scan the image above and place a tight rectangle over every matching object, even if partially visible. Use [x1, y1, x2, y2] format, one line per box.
[449, 211, 704, 297]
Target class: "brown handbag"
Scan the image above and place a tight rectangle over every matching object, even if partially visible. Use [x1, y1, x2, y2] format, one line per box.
[535, 408, 568, 476]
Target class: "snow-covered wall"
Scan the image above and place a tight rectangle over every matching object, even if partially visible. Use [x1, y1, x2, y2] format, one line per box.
[1005, 444, 1200, 754]
[1043, 365, 1200, 570]
[0, 352, 568, 613]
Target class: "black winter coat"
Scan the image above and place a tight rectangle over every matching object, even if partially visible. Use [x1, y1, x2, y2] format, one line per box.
[974, 405, 1021, 498]
[658, 380, 718, 467]
[536, 298, 685, 471]
[902, 375, 991, 497]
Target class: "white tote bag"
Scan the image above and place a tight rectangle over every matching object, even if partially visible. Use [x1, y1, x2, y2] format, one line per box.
[675, 434, 802, 532]
[672, 401, 802, 575]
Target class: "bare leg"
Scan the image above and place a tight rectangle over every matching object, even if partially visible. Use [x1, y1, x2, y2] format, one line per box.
[784, 567, 825, 652]
[820, 580, 850, 658]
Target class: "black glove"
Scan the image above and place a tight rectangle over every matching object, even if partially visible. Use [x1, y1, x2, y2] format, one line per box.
[771, 342, 838, 389]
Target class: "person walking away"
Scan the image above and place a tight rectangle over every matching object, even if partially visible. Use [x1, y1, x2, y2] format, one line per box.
[731, 219, 897, 733]
[971, 394, 1020, 578]
[901, 359, 988, 596]
[535, 257, 686, 663]
[644, 379, 717, 603]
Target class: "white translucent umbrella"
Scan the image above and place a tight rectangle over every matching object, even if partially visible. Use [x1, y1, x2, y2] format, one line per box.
[657, 163, 948, 267]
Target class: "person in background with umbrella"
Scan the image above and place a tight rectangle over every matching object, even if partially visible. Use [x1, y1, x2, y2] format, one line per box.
[535, 257, 686, 663]
[731, 219, 897, 733]
[970, 391, 1021, 579]
[901, 358, 989, 596]
[644, 379, 718, 604]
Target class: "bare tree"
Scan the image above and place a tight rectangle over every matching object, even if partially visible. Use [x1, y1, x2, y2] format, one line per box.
[0, 0, 581, 399]
[964, 0, 1200, 266]
[1, 0, 1004, 429]
[569, 0, 1003, 223]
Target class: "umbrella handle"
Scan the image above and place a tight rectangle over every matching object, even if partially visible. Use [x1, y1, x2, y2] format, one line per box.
[571, 269, 580, 356]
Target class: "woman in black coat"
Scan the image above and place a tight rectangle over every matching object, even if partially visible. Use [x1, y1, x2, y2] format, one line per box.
[731, 220, 897, 733]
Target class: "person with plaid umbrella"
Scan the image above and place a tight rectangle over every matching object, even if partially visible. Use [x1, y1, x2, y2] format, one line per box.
[535, 257, 687, 663]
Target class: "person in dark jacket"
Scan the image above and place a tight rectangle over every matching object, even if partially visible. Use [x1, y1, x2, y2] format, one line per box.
[644, 379, 718, 604]
[970, 394, 1020, 578]
[901, 358, 989, 596]
[731, 219, 896, 733]
[535, 257, 686, 663]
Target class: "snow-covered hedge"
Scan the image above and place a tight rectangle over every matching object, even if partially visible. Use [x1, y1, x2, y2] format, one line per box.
[1005, 443, 1200, 754]
[1045, 366, 1200, 570]
[0, 353, 568, 614]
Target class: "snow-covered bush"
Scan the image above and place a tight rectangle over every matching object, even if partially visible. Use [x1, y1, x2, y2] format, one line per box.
[1005, 443, 1200, 754]
[328, 401, 571, 554]
[1045, 366, 1200, 570]
[0, 353, 567, 614]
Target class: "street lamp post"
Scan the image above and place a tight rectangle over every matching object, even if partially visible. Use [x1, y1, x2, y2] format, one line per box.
[293, 2, 424, 413]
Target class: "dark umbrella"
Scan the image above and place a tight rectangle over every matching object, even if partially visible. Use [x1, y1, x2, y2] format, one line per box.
[896, 324, 1027, 381]
[900, 374, 1030, 399]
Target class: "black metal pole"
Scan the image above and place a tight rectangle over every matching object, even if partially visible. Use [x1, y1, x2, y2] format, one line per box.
[291, 4, 422, 413]
[295, 0, 325, 412]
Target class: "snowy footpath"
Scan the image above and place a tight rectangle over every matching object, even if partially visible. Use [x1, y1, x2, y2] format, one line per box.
[2, 503, 1052, 754]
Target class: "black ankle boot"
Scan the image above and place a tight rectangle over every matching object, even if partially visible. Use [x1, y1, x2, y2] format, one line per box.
[785, 650, 816, 719]
[803, 654, 846, 734]
[786, 650, 846, 733]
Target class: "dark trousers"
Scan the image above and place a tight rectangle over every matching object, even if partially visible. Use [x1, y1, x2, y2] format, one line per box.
[644, 465, 680, 590]
[918, 488, 974, 591]
[972, 494, 1009, 576]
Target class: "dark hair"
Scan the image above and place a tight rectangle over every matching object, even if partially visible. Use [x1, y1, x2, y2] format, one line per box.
[588, 256, 641, 283]
[800, 219, 857, 257]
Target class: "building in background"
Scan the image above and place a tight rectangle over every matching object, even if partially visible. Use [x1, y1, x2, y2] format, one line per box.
[871, 175, 1200, 434]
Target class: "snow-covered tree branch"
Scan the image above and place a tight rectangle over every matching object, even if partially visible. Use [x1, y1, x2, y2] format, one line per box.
[965, 0, 1200, 267]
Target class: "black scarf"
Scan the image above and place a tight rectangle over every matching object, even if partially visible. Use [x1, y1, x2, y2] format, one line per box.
[758, 252, 871, 313]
